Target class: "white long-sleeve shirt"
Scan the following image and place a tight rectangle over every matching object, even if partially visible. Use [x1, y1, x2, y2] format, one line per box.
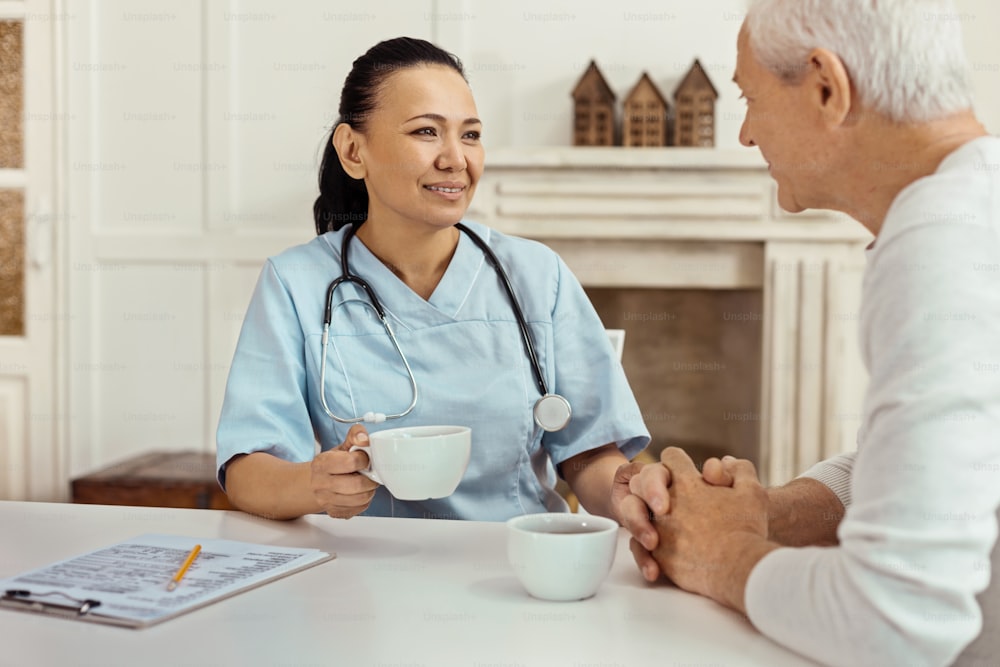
[745, 136, 1000, 667]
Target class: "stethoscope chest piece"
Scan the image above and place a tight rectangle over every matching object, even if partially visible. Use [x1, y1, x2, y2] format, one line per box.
[534, 393, 572, 432]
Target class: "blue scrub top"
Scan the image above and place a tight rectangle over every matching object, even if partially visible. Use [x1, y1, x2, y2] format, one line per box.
[216, 220, 650, 520]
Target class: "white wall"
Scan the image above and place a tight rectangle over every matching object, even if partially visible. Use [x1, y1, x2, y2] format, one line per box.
[431, 0, 748, 149]
[955, 0, 1000, 134]
[57, 0, 1000, 482]
[62, 0, 443, 477]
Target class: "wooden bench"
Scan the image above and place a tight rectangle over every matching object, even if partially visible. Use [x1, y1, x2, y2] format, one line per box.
[71, 451, 233, 510]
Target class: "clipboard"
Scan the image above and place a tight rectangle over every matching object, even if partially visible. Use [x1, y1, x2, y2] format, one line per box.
[0, 534, 335, 629]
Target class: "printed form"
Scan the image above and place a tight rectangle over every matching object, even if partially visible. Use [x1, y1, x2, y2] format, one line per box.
[0, 534, 334, 627]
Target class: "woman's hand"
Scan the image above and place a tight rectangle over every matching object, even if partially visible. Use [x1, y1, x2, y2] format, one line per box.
[616, 460, 671, 582]
[309, 424, 380, 519]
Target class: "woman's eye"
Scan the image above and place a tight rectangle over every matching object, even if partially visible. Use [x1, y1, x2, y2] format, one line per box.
[413, 127, 436, 136]
[463, 131, 481, 141]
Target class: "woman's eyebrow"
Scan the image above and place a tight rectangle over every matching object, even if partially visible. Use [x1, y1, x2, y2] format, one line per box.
[403, 113, 482, 125]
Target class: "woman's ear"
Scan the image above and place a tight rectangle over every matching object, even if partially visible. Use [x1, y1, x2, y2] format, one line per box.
[332, 123, 366, 179]
[807, 47, 852, 128]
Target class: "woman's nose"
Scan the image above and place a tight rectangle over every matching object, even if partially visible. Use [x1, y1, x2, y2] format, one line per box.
[435, 136, 467, 171]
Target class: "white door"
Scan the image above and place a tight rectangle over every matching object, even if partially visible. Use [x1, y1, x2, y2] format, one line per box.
[0, 0, 58, 500]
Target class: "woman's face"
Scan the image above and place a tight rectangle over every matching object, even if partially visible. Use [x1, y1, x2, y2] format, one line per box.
[357, 64, 484, 232]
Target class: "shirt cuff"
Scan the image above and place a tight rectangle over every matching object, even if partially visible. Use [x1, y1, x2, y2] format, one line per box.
[797, 452, 856, 508]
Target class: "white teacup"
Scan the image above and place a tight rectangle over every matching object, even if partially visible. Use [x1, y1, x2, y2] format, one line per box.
[349, 425, 471, 500]
[506, 512, 619, 601]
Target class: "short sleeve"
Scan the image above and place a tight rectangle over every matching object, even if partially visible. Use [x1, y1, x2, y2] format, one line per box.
[542, 256, 650, 467]
[216, 260, 317, 488]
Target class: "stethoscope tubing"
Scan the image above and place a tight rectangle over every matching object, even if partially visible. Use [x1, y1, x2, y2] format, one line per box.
[319, 222, 569, 430]
[454, 223, 549, 397]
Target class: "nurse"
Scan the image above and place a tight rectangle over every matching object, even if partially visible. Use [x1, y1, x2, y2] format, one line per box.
[216, 36, 650, 522]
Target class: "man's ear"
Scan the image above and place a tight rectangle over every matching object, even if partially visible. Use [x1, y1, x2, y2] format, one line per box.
[806, 48, 852, 127]
[332, 123, 366, 179]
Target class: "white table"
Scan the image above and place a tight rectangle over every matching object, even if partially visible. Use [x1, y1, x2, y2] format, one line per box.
[0, 501, 818, 666]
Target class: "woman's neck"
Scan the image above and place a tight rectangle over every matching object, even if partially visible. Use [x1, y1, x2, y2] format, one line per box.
[354, 219, 460, 300]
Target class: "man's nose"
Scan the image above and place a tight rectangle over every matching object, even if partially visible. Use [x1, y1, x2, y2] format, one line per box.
[739, 117, 755, 147]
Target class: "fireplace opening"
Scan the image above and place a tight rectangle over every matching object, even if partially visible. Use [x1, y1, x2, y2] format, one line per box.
[587, 287, 763, 468]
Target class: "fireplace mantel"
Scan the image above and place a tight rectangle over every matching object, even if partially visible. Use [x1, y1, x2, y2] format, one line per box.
[472, 147, 870, 484]
[474, 146, 871, 243]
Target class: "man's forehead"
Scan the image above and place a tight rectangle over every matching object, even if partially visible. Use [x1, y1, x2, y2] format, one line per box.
[734, 23, 761, 84]
[733, 25, 750, 85]
[737, 21, 750, 49]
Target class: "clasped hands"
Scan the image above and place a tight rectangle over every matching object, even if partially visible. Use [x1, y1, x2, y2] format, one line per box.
[613, 447, 778, 613]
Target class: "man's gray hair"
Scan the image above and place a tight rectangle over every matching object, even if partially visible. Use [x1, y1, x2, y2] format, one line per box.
[746, 0, 974, 123]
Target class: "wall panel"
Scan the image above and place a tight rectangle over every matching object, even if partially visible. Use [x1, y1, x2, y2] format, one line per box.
[87, 0, 204, 233]
[211, 0, 435, 233]
[85, 264, 206, 465]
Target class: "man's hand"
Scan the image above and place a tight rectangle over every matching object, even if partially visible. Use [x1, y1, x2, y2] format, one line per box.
[620, 453, 738, 582]
[644, 447, 778, 612]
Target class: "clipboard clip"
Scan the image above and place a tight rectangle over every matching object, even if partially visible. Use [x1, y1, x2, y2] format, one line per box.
[3, 589, 102, 616]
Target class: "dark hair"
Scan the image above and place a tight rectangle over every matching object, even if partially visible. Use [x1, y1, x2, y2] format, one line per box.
[313, 37, 466, 235]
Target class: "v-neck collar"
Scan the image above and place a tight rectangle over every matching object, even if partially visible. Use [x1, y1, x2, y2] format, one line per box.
[341, 223, 488, 323]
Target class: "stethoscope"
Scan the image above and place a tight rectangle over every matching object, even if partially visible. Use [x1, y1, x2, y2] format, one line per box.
[318, 223, 573, 432]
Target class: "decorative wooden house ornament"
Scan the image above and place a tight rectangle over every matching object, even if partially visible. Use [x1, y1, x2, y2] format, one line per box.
[673, 59, 719, 147]
[571, 60, 616, 146]
[623, 72, 670, 147]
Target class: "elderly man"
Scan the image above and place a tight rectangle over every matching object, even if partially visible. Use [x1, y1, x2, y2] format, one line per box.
[616, 1, 1000, 665]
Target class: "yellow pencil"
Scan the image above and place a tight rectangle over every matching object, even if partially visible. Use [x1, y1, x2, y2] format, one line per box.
[166, 544, 202, 591]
